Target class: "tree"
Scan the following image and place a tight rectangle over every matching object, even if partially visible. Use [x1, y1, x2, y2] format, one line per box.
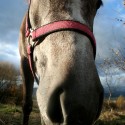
[112, 49, 125, 71]
[97, 57, 121, 108]
[0, 61, 21, 104]
[0, 62, 18, 89]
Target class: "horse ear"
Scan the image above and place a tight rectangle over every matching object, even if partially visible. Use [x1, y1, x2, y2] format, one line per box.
[97, 0, 103, 9]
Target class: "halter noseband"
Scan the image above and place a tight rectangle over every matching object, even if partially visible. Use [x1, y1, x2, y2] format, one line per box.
[25, 11, 96, 82]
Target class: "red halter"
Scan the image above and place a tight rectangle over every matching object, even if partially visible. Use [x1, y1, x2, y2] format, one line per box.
[25, 15, 96, 82]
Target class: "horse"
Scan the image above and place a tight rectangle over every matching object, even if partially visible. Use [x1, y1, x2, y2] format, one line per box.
[19, 0, 104, 125]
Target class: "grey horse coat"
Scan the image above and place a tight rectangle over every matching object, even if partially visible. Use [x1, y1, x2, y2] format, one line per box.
[19, 0, 104, 125]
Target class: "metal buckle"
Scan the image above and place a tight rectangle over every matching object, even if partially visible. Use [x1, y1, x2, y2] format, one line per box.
[29, 28, 34, 37]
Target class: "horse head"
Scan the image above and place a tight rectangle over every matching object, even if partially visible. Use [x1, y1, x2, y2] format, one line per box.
[19, 0, 104, 125]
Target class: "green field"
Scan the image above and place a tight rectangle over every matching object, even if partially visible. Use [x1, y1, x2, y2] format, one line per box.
[0, 100, 125, 125]
[0, 101, 41, 125]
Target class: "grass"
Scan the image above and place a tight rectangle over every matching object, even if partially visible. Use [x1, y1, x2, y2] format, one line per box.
[0, 103, 21, 113]
[0, 100, 41, 125]
[95, 99, 125, 125]
[0, 99, 125, 125]
[0, 104, 22, 125]
[95, 110, 125, 125]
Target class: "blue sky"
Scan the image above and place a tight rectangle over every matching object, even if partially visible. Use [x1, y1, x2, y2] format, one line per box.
[0, 0, 125, 86]
[95, 0, 125, 59]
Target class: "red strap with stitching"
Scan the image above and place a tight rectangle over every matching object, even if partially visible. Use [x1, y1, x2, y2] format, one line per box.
[30, 21, 96, 47]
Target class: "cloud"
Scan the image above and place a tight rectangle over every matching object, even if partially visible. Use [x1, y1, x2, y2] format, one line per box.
[0, 32, 20, 65]
[100, 71, 125, 88]
[0, 0, 27, 65]
[0, 44, 20, 66]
